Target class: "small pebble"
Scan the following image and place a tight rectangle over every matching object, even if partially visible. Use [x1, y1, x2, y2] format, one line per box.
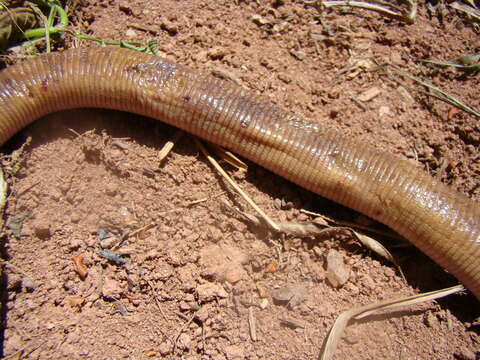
[98, 227, 110, 240]
[274, 198, 282, 210]
[72, 255, 88, 280]
[99, 236, 117, 249]
[326, 249, 350, 288]
[69, 238, 83, 251]
[99, 249, 126, 265]
[259, 298, 269, 309]
[312, 246, 324, 257]
[208, 47, 228, 60]
[290, 49, 305, 60]
[357, 87, 381, 102]
[379, 105, 391, 117]
[383, 267, 395, 278]
[196, 282, 228, 302]
[22, 277, 36, 292]
[125, 29, 137, 39]
[102, 277, 123, 299]
[158, 342, 171, 356]
[466, 145, 475, 154]
[223, 268, 245, 284]
[32, 220, 51, 239]
[257, 284, 269, 298]
[177, 333, 191, 350]
[343, 327, 360, 344]
[105, 183, 118, 196]
[160, 19, 178, 35]
[224, 344, 245, 360]
[251, 14, 270, 25]
[25, 300, 37, 310]
[178, 301, 191, 311]
[195, 307, 209, 323]
[70, 212, 81, 223]
[182, 281, 195, 292]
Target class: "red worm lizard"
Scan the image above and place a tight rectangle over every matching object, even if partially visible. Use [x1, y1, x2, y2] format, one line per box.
[1, 47, 479, 299]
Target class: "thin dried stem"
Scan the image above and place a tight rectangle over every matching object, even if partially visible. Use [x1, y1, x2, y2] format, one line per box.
[194, 138, 280, 232]
[320, 285, 465, 360]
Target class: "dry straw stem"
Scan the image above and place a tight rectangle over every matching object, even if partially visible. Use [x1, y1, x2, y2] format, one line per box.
[460, 0, 479, 9]
[248, 307, 258, 341]
[194, 138, 280, 232]
[450, 1, 480, 21]
[210, 145, 248, 171]
[0, 167, 7, 228]
[157, 129, 184, 163]
[385, 64, 480, 118]
[172, 308, 202, 354]
[421, 54, 480, 71]
[308, 0, 417, 23]
[319, 284, 465, 360]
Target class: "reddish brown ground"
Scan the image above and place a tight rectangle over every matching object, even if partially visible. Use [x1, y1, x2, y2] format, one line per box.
[1, 1, 480, 359]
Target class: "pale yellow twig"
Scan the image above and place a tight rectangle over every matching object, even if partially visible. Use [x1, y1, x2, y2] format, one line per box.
[157, 130, 184, 162]
[194, 138, 280, 232]
[320, 285, 465, 360]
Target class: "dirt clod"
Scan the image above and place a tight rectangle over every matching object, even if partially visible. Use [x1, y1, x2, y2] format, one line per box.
[102, 277, 123, 299]
[30, 218, 51, 239]
[272, 282, 309, 308]
[326, 249, 350, 288]
[197, 282, 228, 303]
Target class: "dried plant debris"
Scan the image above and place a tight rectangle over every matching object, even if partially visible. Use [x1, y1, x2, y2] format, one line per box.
[195, 138, 280, 231]
[319, 285, 465, 360]
[71, 255, 88, 280]
[306, 0, 417, 23]
[421, 52, 480, 72]
[450, 1, 480, 20]
[0, 6, 38, 50]
[385, 64, 480, 118]
[226, 202, 397, 265]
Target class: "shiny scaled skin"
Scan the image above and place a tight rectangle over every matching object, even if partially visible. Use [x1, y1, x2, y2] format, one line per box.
[1, 47, 479, 299]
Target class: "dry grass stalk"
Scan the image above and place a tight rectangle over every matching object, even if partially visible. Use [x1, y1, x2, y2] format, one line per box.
[307, 0, 417, 23]
[385, 64, 480, 118]
[319, 285, 465, 360]
[194, 138, 280, 232]
[210, 144, 248, 171]
[157, 129, 184, 163]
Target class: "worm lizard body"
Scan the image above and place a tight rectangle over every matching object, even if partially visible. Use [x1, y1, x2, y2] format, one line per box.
[1, 47, 479, 299]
